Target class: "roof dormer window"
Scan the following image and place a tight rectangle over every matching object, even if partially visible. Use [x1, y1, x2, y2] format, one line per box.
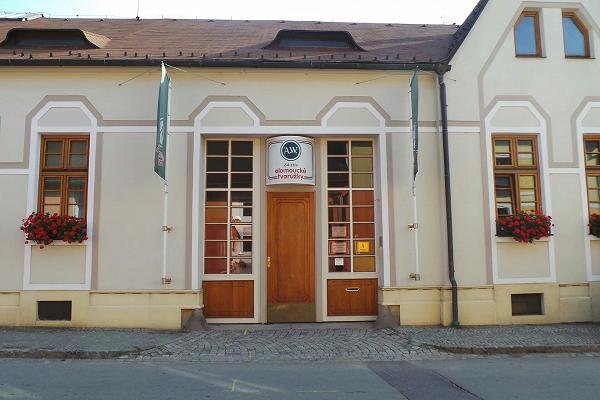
[0, 28, 108, 49]
[264, 30, 364, 51]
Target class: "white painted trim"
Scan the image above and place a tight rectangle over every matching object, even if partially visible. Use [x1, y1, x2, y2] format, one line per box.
[321, 102, 385, 128]
[190, 130, 201, 291]
[96, 124, 482, 135]
[576, 101, 600, 281]
[547, 168, 580, 174]
[484, 101, 557, 284]
[22, 100, 97, 291]
[0, 169, 29, 175]
[196, 101, 261, 127]
[378, 133, 391, 287]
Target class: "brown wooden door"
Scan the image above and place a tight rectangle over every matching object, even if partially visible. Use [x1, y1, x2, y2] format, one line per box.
[267, 192, 315, 322]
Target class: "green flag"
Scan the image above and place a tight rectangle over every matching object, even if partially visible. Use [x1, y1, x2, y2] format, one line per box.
[410, 68, 419, 182]
[154, 62, 170, 180]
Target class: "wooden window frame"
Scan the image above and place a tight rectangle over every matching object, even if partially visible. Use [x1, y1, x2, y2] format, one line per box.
[38, 135, 89, 218]
[493, 135, 542, 217]
[583, 135, 600, 216]
[203, 139, 254, 276]
[326, 139, 376, 274]
[562, 12, 591, 58]
[514, 11, 542, 58]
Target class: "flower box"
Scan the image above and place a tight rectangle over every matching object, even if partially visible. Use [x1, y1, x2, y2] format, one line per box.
[20, 212, 87, 248]
[496, 211, 553, 243]
[589, 214, 600, 238]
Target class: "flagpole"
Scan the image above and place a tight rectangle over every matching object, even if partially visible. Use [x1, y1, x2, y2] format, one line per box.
[162, 65, 172, 285]
[409, 69, 421, 281]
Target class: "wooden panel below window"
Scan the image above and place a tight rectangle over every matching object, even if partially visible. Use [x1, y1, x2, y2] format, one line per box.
[327, 279, 378, 316]
[202, 280, 254, 318]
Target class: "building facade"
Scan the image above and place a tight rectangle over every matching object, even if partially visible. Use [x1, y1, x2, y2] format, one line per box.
[0, 0, 599, 329]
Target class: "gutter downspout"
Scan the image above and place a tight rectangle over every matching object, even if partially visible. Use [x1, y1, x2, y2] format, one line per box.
[437, 70, 460, 328]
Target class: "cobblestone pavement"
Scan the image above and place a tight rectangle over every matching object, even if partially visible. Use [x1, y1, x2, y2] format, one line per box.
[1, 323, 598, 361]
[402, 323, 600, 353]
[137, 323, 447, 362]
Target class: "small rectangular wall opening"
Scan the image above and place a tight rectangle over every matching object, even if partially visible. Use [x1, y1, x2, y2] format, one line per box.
[37, 301, 72, 321]
[511, 293, 543, 316]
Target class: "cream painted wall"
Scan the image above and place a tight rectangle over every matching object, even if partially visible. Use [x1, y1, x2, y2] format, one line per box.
[96, 133, 189, 290]
[497, 241, 551, 279]
[30, 245, 86, 284]
[0, 175, 27, 290]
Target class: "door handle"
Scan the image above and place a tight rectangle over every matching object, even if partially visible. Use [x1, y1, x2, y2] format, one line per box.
[267, 256, 271, 269]
[345, 287, 360, 292]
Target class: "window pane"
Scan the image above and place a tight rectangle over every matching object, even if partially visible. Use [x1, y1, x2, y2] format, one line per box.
[329, 223, 349, 239]
[328, 207, 349, 222]
[563, 16, 586, 57]
[327, 157, 349, 172]
[231, 173, 252, 188]
[45, 154, 62, 167]
[353, 256, 376, 272]
[329, 240, 350, 255]
[231, 258, 252, 274]
[205, 241, 227, 257]
[517, 140, 534, 153]
[44, 191, 61, 204]
[351, 141, 373, 156]
[206, 191, 227, 206]
[68, 178, 85, 191]
[353, 223, 375, 238]
[70, 140, 87, 154]
[328, 190, 349, 206]
[205, 224, 227, 240]
[43, 204, 61, 215]
[206, 157, 228, 172]
[494, 140, 512, 165]
[352, 173, 373, 188]
[231, 241, 251, 257]
[591, 203, 600, 212]
[231, 141, 252, 156]
[352, 191, 374, 205]
[206, 173, 228, 188]
[519, 175, 535, 189]
[206, 141, 228, 155]
[588, 176, 600, 188]
[231, 191, 252, 206]
[328, 173, 349, 188]
[521, 203, 536, 213]
[496, 189, 513, 203]
[231, 224, 252, 240]
[515, 15, 538, 55]
[68, 190, 85, 207]
[517, 153, 534, 166]
[586, 154, 600, 166]
[495, 176, 512, 188]
[43, 177, 61, 192]
[352, 157, 373, 172]
[329, 257, 350, 272]
[353, 207, 374, 222]
[520, 190, 536, 204]
[67, 204, 85, 218]
[327, 141, 348, 156]
[231, 157, 252, 172]
[517, 140, 534, 166]
[46, 141, 63, 154]
[588, 189, 600, 202]
[68, 154, 86, 167]
[354, 239, 375, 255]
[205, 207, 228, 223]
[204, 258, 227, 274]
[231, 207, 252, 223]
[585, 140, 600, 153]
[497, 203, 514, 216]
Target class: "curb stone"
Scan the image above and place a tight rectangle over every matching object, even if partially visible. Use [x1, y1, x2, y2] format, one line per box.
[425, 344, 600, 355]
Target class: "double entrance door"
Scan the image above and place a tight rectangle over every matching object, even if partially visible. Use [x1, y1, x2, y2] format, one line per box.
[267, 192, 315, 322]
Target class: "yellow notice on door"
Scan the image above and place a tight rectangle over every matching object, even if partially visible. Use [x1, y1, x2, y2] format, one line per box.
[356, 241, 370, 254]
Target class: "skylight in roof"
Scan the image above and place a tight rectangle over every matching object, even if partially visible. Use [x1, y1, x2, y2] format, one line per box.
[264, 30, 365, 51]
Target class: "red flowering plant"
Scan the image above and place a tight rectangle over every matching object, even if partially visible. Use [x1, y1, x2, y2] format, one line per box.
[496, 211, 553, 243]
[589, 214, 600, 237]
[20, 212, 87, 248]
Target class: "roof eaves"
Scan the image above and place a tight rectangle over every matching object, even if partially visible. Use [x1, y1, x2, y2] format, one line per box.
[445, 0, 490, 62]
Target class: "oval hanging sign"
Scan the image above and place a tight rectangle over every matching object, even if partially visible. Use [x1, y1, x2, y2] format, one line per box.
[266, 136, 315, 185]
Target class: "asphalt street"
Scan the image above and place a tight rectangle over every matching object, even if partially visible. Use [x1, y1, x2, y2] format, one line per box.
[0, 355, 599, 399]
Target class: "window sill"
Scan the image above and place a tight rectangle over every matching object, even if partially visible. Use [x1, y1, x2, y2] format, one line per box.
[515, 54, 545, 58]
[587, 235, 600, 241]
[27, 241, 87, 247]
[495, 236, 550, 243]
[565, 56, 593, 59]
